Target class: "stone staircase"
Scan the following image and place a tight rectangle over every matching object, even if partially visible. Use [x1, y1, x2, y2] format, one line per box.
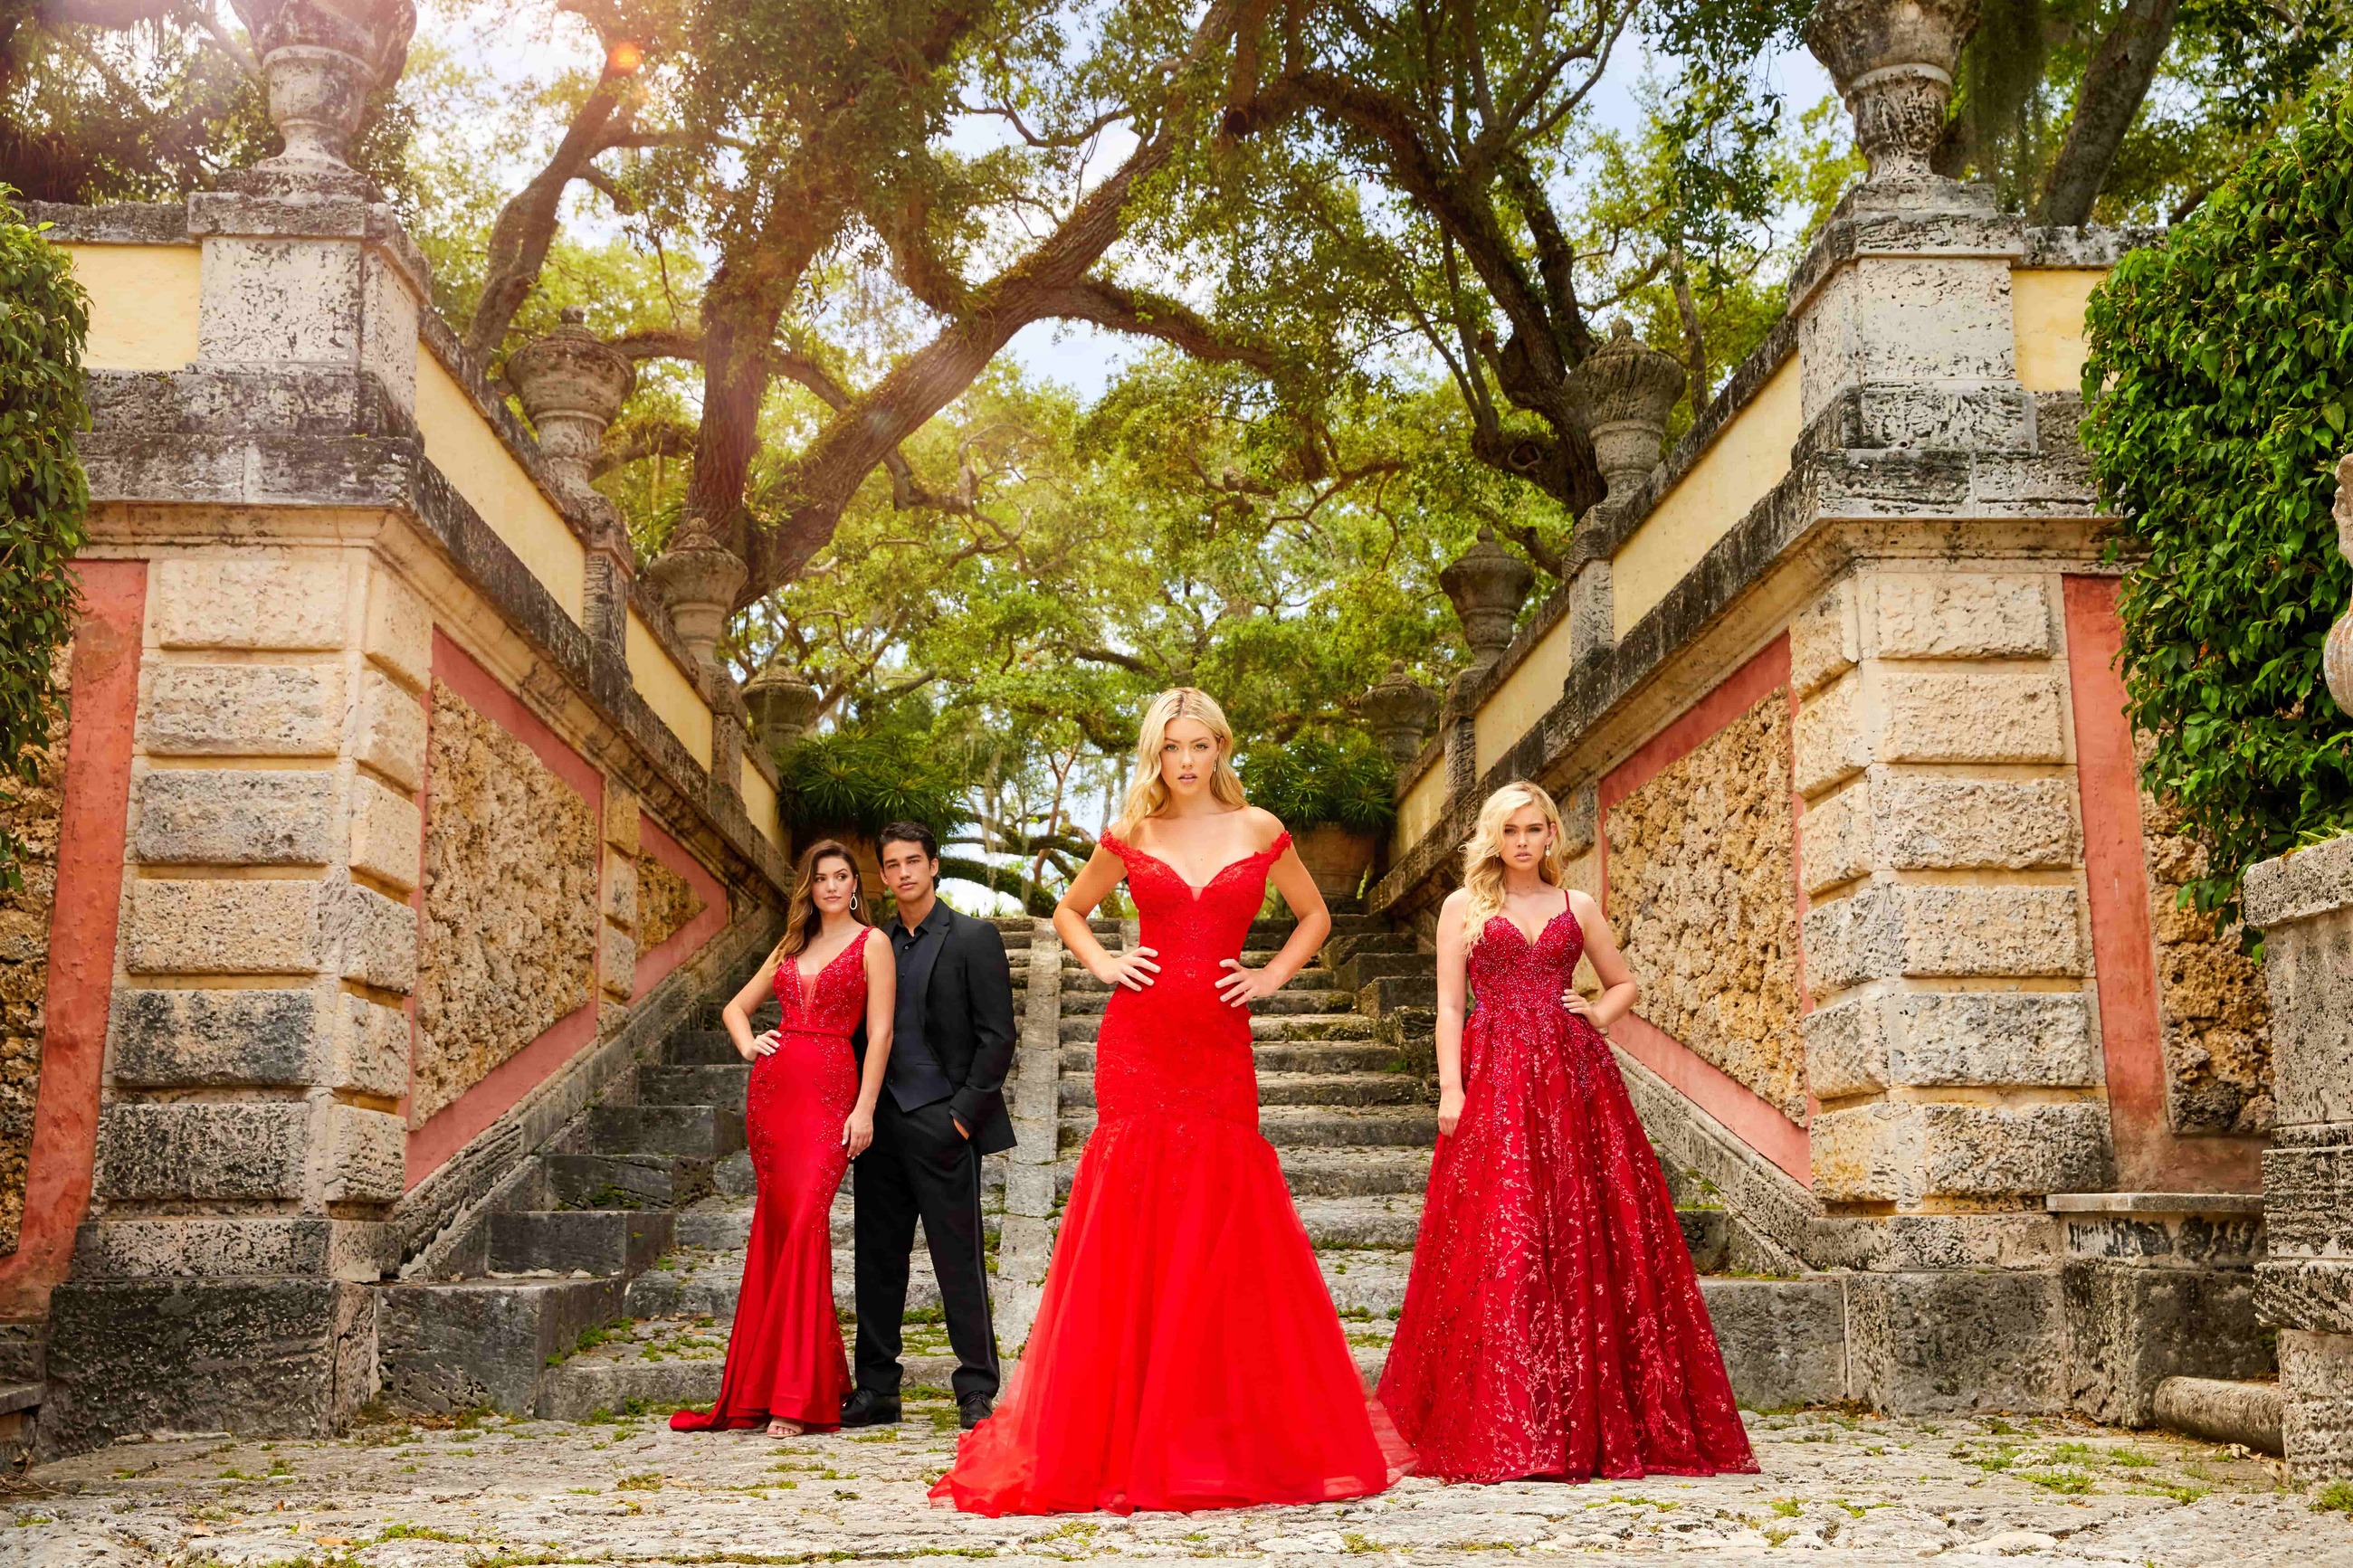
[378, 907, 1846, 1423]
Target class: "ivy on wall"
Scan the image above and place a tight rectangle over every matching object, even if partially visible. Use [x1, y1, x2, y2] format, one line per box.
[0, 190, 89, 891]
[2081, 90, 2353, 922]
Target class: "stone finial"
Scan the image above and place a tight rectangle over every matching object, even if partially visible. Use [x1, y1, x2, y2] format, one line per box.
[1441, 527, 1536, 670]
[2329, 455, 2353, 714]
[1363, 660, 1442, 770]
[507, 309, 636, 492]
[1573, 320, 1685, 502]
[744, 661, 824, 753]
[1803, 0, 1978, 183]
[645, 517, 747, 668]
[228, 0, 418, 190]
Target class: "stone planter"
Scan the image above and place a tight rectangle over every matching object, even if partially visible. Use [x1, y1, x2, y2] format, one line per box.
[1571, 321, 1684, 502]
[1293, 822, 1379, 903]
[1803, 0, 1978, 183]
[743, 663, 823, 755]
[644, 528, 746, 668]
[1363, 661, 1440, 772]
[229, 0, 417, 189]
[507, 309, 635, 492]
[1441, 528, 1536, 672]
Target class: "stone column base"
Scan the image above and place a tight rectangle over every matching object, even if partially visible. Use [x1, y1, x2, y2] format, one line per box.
[2052, 1193, 2269, 1427]
[41, 1278, 376, 1456]
[2282, 1332, 2353, 1479]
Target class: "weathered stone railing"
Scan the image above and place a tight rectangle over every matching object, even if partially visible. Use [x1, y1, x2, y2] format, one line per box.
[5, 182, 793, 1449]
[1374, 173, 2274, 1420]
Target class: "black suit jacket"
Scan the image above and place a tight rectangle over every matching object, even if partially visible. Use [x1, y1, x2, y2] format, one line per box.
[855, 906, 1020, 1156]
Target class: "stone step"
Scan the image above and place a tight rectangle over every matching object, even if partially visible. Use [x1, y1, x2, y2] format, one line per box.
[1332, 951, 1432, 992]
[1059, 964, 1336, 995]
[1056, 1104, 1436, 1155]
[1055, 1072, 1424, 1111]
[588, 1104, 747, 1160]
[546, 1154, 715, 1211]
[1055, 1012, 1379, 1045]
[1296, 1194, 1424, 1250]
[1057, 1039, 1403, 1077]
[535, 1320, 965, 1421]
[487, 1211, 675, 1277]
[1059, 987, 1352, 1019]
[377, 1276, 624, 1418]
[640, 1063, 752, 1110]
[1276, 1147, 1434, 1198]
[1358, 974, 1438, 1014]
[624, 1245, 942, 1321]
[665, 1029, 748, 1067]
[1324, 930, 1415, 966]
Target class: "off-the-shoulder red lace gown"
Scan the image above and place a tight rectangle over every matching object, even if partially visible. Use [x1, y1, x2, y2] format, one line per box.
[1376, 908, 1756, 1482]
[931, 830, 1407, 1515]
[672, 928, 869, 1432]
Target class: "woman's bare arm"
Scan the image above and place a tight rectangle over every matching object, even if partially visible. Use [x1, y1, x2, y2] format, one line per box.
[1218, 835, 1330, 1007]
[1433, 890, 1471, 1136]
[721, 961, 780, 1060]
[1053, 845, 1159, 991]
[1564, 889, 1640, 1030]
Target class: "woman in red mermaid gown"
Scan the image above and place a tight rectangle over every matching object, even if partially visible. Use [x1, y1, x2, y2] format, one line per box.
[933, 688, 1407, 1515]
[1377, 782, 1755, 1483]
[673, 840, 895, 1437]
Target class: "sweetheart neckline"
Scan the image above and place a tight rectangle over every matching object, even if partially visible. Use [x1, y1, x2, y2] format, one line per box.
[1109, 831, 1290, 900]
[1486, 907, 1574, 950]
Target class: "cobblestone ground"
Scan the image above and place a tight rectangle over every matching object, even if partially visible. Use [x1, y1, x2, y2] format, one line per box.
[4, 1397, 2350, 1567]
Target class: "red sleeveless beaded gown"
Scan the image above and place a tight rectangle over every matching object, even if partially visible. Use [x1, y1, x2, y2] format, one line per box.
[672, 927, 869, 1432]
[1376, 908, 1756, 1482]
[931, 830, 1408, 1515]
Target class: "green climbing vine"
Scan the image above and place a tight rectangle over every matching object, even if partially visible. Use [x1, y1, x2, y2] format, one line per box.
[2081, 87, 2353, 921]
[0, 189, 90, 890]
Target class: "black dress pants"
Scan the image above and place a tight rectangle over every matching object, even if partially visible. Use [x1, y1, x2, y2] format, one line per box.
[852, 1096, 1000, 1402]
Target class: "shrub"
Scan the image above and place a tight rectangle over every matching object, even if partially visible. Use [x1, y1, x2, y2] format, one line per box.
[0, 189, 90, 891]
[1240, 733, 1396, 833]
[774, 728, 970, 840]
[2081, 90, 2353, 920]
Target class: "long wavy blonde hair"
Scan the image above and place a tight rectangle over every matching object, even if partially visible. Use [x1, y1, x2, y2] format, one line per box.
[1112, 687, 1248, 840]
[768, 839, 868, 965]
[1461, 782, 1569, 945]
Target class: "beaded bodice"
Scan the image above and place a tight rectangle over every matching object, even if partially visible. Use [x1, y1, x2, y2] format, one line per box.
[771, 927, 872, 1039]
[1091, 829, 1292, 1128]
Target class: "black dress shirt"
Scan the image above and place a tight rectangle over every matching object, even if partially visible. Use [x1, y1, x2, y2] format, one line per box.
[885, 901, 957, 1112]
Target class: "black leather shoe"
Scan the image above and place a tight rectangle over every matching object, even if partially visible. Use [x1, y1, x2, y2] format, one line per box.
[839, 1389, 901, 1428]
[958, 1393, 994, 1430]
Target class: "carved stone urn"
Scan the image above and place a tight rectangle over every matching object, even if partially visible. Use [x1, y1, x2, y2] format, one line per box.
[2329, 456, 2353, 715]
[228, 0, 418, 189]
[1441, 528, 1537, 671]
[507, 309, 635, 493]
[1803, 0, 1979, 183]
[1573, 321, 1686, 504]
[1363, 660, 1442, 770]
[744, 661, 824, 754]
[645, 518, 747, 668]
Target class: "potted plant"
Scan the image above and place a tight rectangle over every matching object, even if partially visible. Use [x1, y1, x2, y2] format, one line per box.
[1241, 734, 1397, 903]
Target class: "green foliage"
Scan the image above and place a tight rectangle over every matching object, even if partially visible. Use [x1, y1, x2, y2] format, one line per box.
[0, 189, 88, 890]
[774, 727, 971, 841]
[2081, 89, 2353, 918]
[1238, 734, 1396, 834]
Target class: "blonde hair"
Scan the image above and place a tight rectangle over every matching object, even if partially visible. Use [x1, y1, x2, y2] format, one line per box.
[1460, 782, 1569, 944]
[1113, 687, 1248, 840]
[769, 839, 868, 965]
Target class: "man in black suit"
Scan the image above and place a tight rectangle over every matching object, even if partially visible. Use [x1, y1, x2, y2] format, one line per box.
[843, 821, 1018, 1432]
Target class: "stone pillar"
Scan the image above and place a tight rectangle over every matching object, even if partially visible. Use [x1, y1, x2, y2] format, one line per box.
[2245, 833, 2353, 1480]
[41, 5, 427, 1449]
[506, 309, 638, 659]
[43, 556, 427, 1449]
[994, 923, 1062, 1352]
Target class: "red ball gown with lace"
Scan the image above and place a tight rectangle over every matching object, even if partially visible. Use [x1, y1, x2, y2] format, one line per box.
[931, 830, 1409, 1516]
[671, 928, 870, 1432]
[1375, 908, 1757, 1483]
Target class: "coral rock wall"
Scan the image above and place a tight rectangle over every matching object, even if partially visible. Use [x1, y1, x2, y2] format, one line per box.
[636, 853, 705, 952]
[413, 680, 600, 1127]
[0, 681, 63, 1253]
[2141, 772, 2273, 1136]
[1605, 692, 1805, 1121]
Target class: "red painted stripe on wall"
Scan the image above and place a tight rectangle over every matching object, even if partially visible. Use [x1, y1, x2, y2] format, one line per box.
[0, 561, 147, 1317]
[2062, 575, 2262, 1194]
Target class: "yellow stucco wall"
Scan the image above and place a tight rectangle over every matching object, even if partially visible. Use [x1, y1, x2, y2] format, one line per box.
[1611, 354, 1802, 641]
[413, 350, 586, 626]
[626, 609, 714, 767]
[1391, 760, 1448, 864]
[1475, 617, 1574, 777]
[740, 756, 781, 847]
[2015, 268, 2107, 394]
[61, 244, 201, 371]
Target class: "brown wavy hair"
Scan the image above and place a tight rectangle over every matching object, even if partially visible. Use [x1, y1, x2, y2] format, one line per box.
[768, 839, 867, 965]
